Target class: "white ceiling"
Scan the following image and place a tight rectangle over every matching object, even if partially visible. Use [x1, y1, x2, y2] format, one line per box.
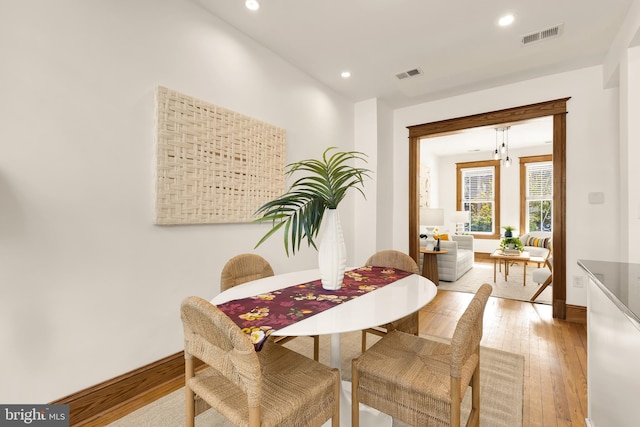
[423, 116, 553, 157]
[194, 0, 632, 108]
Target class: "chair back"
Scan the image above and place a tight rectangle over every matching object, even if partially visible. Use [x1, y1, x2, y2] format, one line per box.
[365, 250, 419, 274]
[450, 283, 492, 378]
[220, 254, 274, 291]
[365, 250, 420, 335]
[180, 296, 262, 405]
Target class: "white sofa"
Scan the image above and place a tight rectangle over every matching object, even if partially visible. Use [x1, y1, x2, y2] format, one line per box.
[428, 235, 474, 282]
[519, 231, 552, 266]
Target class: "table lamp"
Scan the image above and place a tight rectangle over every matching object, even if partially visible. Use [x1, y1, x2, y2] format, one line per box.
[420, 208, 444, 250]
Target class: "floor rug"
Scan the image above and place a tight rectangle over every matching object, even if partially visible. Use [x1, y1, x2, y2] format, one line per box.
[437, 262, 552, 305]
[108, 331, 524, 427]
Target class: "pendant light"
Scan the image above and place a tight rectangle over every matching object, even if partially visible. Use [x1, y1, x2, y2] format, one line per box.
[493, 129, 501, 160]
[502, 126, 511, 167]
[492, 126, 512, 166]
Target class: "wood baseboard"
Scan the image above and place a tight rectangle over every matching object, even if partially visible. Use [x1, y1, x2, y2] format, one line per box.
[50, 351, 200, 426]
[565, 304, 587, 324]
[475, 252, 492, 263]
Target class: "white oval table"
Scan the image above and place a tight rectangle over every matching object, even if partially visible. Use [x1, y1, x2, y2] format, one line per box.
[211, 268, 437, 426]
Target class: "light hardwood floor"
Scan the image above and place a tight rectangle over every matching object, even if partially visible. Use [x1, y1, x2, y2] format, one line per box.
[420, 290, 588, 427]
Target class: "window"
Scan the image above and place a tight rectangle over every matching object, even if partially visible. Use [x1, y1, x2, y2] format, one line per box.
[520, 155, 552, 233]
[457, 160, 501, 238]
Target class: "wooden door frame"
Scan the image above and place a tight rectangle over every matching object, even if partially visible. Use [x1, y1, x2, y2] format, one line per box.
[408, 98, 569, 319]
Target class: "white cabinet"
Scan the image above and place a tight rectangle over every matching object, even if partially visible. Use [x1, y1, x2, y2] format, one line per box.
[586, 276, 640, 427]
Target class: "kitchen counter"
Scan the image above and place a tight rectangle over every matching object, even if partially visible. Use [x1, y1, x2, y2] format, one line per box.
[578, 259, 640, 427]
[578, 259, 640, 330]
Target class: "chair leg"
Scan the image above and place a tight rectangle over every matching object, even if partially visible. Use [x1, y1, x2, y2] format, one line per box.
[352, 359, 360, 427]
[530, 274, 552, 301]
[361, 330, 367, 353]
[450, 377, 461, 427]
[467, 364, 480, 427]
[313, 335, 320, 361]
[332, 369, 341, 427]
[185, 356, 195, 427]
[248, 407, 261, 427]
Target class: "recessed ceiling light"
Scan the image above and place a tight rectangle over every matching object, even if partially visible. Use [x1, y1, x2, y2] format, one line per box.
[245, 0, 260, 11]
[498, 14, 515, 27]
[341, 71, 351, 78]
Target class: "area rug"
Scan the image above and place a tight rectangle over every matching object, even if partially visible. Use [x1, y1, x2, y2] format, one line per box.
[108, 332, 524, 427]
[438, 262, 552, 305]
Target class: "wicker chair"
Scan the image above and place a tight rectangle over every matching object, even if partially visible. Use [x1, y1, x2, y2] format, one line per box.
[220, 253, 276, 292]
[361, 250, 421, 352]
[180, 296, 340, 427]
[352, 283, 493, 427]
[220, 254, 320, 361]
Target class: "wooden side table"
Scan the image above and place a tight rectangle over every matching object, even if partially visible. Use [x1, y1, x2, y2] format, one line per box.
[419, 247, 449, 286]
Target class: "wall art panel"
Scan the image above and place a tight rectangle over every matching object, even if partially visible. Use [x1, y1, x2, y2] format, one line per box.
[155, 86, 286, 224]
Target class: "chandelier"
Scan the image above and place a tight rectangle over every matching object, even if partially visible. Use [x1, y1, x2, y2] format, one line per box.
[492, 126, 512, 167]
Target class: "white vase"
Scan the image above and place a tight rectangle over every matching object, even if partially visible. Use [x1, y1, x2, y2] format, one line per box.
[318, 208, 346, 290]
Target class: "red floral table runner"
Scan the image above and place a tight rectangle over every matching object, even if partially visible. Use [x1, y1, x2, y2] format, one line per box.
[216, 266, 412, 350]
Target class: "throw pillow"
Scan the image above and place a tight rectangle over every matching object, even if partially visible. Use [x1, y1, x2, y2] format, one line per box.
[525, 236, 551, 249]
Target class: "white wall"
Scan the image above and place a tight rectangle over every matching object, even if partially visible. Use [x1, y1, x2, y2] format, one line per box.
[392, 66, 620, 307]
[352, 98, 397, 263]
[625, 45, 640, 262]
[354, 99, 378, 264]
[419, 149, 440, 210]
[374, 101, 395, 252]
[0, 0, 357, 403]
[604, 0, 640, 262]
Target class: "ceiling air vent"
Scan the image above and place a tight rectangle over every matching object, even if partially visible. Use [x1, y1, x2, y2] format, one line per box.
[395, 67, 423, 80]
[521, 23, 564, 46]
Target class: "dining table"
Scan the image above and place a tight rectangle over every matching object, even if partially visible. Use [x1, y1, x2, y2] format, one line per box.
[211, 266, 438, 426]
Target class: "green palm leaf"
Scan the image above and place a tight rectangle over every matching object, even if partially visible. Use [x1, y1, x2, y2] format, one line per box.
[254, 147, 371, 256]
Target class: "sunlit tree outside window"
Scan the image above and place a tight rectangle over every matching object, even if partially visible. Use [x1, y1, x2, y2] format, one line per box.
[461, 166, 494, 234]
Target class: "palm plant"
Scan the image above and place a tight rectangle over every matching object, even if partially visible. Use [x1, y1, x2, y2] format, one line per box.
[502, 225, 516, 237]
[254, 147, 371, 256]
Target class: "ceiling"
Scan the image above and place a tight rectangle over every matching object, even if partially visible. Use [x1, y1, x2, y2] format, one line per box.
[194, 0, 632, 109]
[423, 116, 553, 157]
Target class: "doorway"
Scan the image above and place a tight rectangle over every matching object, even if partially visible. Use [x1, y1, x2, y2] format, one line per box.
[407, 98, 569, 319]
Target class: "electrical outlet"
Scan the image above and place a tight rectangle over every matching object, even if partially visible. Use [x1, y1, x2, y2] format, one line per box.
[573, 276, 584, 288]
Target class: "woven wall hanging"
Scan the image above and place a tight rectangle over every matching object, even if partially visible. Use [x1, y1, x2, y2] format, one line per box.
[155, 86, 286, 224]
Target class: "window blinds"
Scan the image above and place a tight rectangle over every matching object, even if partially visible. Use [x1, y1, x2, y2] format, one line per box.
[463, 167, 494, 200]
[526, 162, 553, 200]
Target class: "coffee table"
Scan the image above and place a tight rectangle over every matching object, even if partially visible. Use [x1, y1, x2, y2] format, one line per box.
[490, 250, 530, 286]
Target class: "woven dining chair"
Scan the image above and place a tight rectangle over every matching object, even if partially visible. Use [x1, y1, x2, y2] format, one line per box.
[352, 283, 493, 427]
[180, 296, 340, 427]
[361, 250, 421, 352]
[220, 253, 275, 292]
[220, 253, 320, 361]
